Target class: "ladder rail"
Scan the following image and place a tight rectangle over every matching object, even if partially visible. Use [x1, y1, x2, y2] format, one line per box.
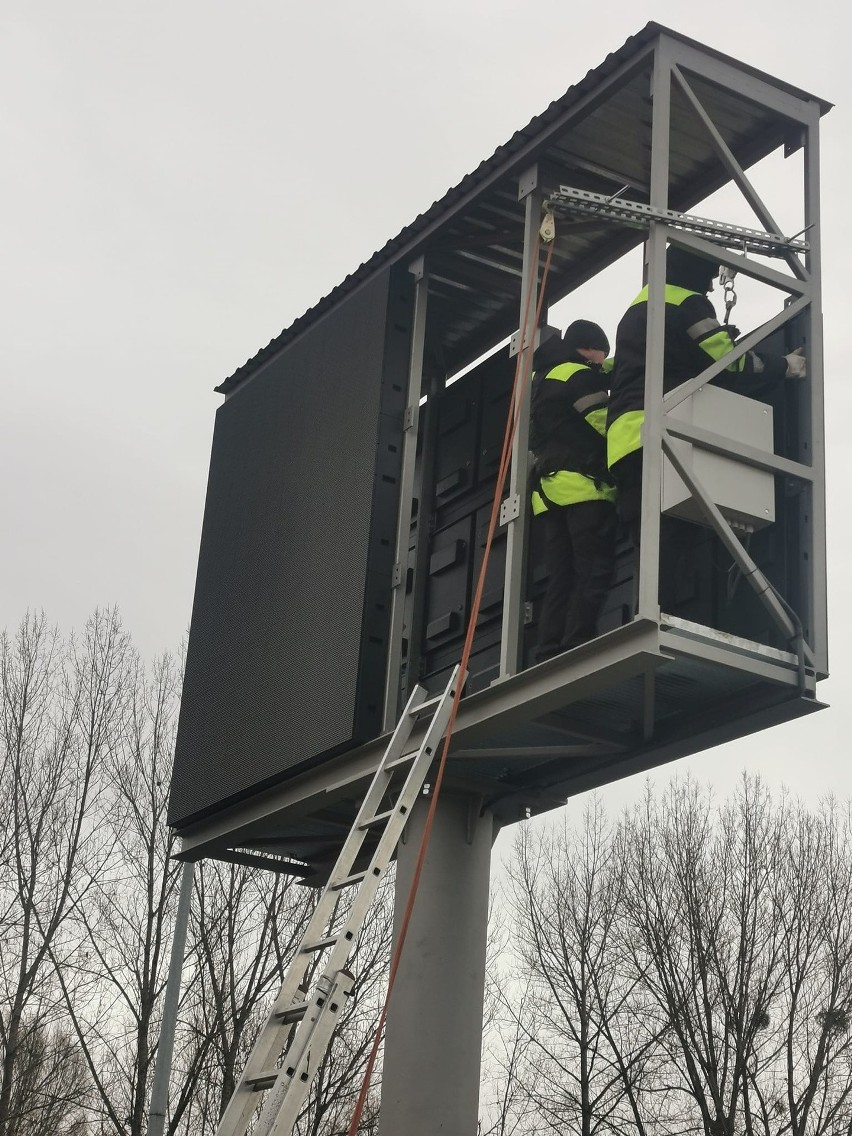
[255, 971, 355, 1136]
[253, 667, 463, 1136]
[214, 666, 463, 1136]
[222, 668, 441, 1125]
[306, 670, 461, 982]
[271, 676, 440, 967]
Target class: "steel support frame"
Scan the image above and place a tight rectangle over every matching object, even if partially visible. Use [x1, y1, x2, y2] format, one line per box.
[636, 40, 673, 622]
[176, 620, 668, 864]
[383, 257, 429, 731]
[147, 859, 194, 1136]
[499, 167, 543, 678]
[802, 102, 828, 674]
[637, 38, 825, 674]
[173, 38, 827, 876]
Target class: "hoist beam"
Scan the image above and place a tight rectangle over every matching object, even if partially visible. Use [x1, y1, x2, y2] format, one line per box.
[544, 185, 809, 257]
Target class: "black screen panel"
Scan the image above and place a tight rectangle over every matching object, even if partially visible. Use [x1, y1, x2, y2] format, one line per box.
[169, 270, 411, 826]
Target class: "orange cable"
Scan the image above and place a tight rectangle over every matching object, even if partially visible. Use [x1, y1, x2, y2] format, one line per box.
[345, 231, 555, 1135]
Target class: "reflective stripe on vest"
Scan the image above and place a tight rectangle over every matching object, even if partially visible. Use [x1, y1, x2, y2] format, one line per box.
[607, 283, 741, 469]
[607, 409, 644, 469]
[533, 470, 616, 513]
[531, 361, 612, 510]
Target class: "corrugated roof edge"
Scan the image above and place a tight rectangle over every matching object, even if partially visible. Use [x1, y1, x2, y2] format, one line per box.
[216, 21, 831, 396]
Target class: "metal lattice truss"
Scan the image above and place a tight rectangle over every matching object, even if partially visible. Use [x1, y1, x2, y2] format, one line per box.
[543, 184, 810, 257]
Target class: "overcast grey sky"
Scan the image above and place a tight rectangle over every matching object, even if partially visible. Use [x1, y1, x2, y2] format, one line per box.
[2, 1, 849, 818]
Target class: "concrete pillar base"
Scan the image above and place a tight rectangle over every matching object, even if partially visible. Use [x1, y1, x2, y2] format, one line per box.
[379, 791, 495, 1136]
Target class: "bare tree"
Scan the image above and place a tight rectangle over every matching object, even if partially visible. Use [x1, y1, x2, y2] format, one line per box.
[3, 1018, 90, 1136]
[758, 798, 852, 1136]
[479, 975, 540, 1136]
[0, 610, 129, 1136]
[174, 863, 392, 1136]
[479, 894, 535, 1136]
[176, 858, 317, 1133]
[50, 648, 191, 1136]
[499, 778, 852, 1136]
[0, 611, 391, 1136]
[619, 777, 791, 1136]
[501, 801, 661, 1136]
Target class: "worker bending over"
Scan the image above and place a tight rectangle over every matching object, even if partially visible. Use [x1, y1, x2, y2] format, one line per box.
[529, 319, 616, 661]
[606, 244, 806, 546]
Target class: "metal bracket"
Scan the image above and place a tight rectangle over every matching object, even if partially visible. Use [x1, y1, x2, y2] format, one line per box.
[500, 495, 521, 526]
[523, 601, 534, 626]
[517, 164, 539, 201]
[403, 405, 417, 431]
[391, 562, 403, 588]
[509, 325, 545, 359]
[408, 255, 426, 282]
[544, 185, 809, 256]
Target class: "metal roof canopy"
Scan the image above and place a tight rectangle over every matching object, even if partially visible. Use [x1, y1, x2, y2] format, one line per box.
[180, 25, 830, 871]
[219, 22, 830, 399]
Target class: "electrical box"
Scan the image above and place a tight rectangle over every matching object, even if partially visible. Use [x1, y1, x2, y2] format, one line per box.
[662, 385, 775, 531]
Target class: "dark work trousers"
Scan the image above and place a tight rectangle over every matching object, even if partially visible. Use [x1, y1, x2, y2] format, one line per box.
[535, 498, 617, 661]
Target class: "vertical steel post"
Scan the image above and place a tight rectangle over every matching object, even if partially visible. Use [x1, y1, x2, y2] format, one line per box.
[383, 258, 429, 731]
[379, 794, 494, 1136]
[400, 370, 446, 706]
[499, 167, 542, 678]
[802, 106, 828, 675]
[148, 859, 194, 1136]
[637, 44, 673, 622]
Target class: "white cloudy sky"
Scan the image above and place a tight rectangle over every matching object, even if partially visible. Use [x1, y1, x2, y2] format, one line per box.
[2, 0, 849, 822]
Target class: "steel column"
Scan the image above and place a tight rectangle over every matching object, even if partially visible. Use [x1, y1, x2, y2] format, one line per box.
[637, 43, 673, 621]
[379, 793, 494, 1136]
[802, 105, 828, 673]
[383, 258, 430, 731]
[148, 859, 194, 1136]
[499, 169, 542, 678]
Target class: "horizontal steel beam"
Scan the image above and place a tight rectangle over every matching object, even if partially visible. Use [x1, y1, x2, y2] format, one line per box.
[663, 419, 815, 481]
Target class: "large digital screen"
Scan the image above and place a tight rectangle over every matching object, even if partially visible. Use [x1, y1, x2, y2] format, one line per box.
[168, 269, 412, 827]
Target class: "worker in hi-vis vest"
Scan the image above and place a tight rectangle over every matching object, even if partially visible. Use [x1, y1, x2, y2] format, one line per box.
[529, 319, 616, 662]
[606, 245, 806, 544]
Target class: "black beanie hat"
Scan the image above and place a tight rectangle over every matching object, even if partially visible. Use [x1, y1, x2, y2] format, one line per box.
[666, 246, 718, 293]
[561, 319, 610, 357]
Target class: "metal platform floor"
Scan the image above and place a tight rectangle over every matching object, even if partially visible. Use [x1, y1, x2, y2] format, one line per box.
[176, 615, 824, 879]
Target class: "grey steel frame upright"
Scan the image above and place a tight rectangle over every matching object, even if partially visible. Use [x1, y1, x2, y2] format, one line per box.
[499, 168, 544, 678]
[481, 35, 828, 697]
[640, 39, 825, 674]
[383, 256, 429, 731]
[379, 31, 827, 724]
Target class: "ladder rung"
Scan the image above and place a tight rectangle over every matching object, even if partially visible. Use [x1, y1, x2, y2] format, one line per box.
[301, 935, 338, 953]
[409, 690, 450, 717]
[384, 751, 416, 770]
[330, 870, 367, 891]
[275, 1000, 309, 1023]
[359, 808, 396, 830]
[247, 1068, 281, 1090]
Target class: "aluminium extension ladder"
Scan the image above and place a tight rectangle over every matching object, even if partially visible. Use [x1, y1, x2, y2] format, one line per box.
[214, 665, 465, 1136]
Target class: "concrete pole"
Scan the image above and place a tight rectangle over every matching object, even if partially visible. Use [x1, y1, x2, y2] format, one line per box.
[379, 792, 495, 1136]
[148, 859, 194, 1136]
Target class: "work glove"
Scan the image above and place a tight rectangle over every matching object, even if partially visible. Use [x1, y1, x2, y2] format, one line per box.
[784, 347, 807, 379]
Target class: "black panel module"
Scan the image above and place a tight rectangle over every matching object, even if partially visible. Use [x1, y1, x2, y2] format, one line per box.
[168, 269, 413, 827]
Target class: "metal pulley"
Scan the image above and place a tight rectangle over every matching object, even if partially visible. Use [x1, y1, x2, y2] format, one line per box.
[719, 264, 738, 325]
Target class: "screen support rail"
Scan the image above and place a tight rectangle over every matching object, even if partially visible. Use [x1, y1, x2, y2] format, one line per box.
[543, 185, 810, 257]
